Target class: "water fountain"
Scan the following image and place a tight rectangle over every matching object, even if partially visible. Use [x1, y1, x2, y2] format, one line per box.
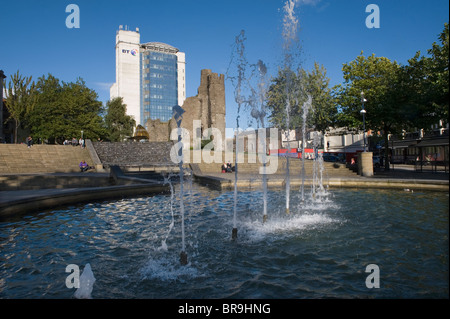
[300, 95, 312, 202]
[0, 0, 447, 300]
[1, 187, 447, 298]
[253, 60, 269, 223]
[281, 0, 302, 215]
[227, 30, 248, 240]
[172, 104, 188, 265]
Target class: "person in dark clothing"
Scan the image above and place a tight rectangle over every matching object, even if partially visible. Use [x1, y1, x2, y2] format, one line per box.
[26, 136, 33, 148]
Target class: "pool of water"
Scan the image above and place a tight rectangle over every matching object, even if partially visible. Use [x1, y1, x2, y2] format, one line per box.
[0, 185, 448, 298]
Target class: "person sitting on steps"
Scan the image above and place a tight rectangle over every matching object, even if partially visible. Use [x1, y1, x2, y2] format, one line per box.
[79, 160, 92, 172]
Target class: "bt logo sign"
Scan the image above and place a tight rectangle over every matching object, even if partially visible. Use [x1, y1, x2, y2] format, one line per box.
[122, 49, 138, 56]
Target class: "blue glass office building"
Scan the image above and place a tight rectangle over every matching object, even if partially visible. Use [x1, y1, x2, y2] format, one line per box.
[141, 43, 182, 123]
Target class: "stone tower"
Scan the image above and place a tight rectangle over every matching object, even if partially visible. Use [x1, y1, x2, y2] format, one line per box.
[145, 69, 226, 143]
[165, 69, 226, 143]
[197, 69, 226, 139]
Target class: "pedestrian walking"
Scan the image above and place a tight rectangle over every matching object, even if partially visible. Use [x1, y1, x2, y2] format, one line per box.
[26, 136, 33, 148]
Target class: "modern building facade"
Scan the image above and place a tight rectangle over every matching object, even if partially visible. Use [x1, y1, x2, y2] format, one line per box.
[110, 26, 186, 126]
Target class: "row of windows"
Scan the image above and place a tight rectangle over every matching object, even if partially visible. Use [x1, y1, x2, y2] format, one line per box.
[142, 53, 176, 62]
[142, 64, 176, 71]
[139, 52, 179, 124]
[142, 72, 177, 79]
[144, 105, 173, 111]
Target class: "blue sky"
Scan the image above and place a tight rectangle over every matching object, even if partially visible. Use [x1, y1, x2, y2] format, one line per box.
[1, 0, 448, 134]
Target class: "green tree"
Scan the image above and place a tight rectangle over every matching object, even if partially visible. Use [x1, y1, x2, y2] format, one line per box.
[27, 74, 106, 143]
[266, 67, 301, 130]
[104, 97, 135, 141]
[266, 63, 337, 133]
[427, 22, 449, 123]
[3, 70, 37, 143]
[403, 23, 449, 130]
[336, 52, 404, 170]
[303, 62, 337, 133]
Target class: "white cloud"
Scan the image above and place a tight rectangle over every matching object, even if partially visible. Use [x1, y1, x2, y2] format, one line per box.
[299, 0, 322, 6]
[93, 82, 114, 91]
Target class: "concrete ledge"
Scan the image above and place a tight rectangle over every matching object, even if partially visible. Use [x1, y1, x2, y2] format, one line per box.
[0, 173, 113, 191]
[325, 178, 449, 191]
[193, 174, 449, 192]
[0, 183, 169, 220]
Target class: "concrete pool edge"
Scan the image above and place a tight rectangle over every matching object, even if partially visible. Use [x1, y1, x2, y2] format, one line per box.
[0, 183, 169, 220]
[0, 174, 448, 220]
[193, 174, 449, 192]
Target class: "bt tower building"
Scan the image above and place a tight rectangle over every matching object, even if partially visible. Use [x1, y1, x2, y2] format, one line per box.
[110, 26, 186, 126]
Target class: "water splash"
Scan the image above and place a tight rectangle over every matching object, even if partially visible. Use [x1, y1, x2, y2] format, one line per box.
[300, 95, 312, 202]
[140, 250, 201, 283]
[282, 0, 300, 50]
[160, 174, 176, 251]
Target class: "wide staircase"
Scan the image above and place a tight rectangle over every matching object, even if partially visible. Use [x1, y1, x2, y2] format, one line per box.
[0, 142, 358, 178]
[0, 144, 94, 174]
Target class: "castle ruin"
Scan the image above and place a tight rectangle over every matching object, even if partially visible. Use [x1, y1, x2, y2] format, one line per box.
[144, 69, 226, 144]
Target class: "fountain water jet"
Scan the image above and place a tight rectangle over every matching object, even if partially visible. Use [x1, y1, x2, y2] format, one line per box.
[227, 30, 248, 240]
[160, 174, 176, 251]
[250, 60, 269, 223]
[300, 95, 312, 202]
[281, 0, 301, 215]
[173, 105, 188, 265]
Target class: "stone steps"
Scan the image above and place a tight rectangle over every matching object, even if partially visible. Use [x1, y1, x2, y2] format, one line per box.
[0, 144, 94, 174]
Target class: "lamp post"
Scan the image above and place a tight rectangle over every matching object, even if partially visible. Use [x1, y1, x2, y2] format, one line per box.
[360, 91, 367, 152]
[0, 70, 6, 143]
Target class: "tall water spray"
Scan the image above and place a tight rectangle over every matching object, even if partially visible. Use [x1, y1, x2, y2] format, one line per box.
[227, 30, 248, 240]
[173, 105, 188, 265]
[311, 131, 326, 200]
[161, 173, 176, 252]
[281, 0, 301, 214]
[250, 60, 269, 222]
[300, 95, 312, 202]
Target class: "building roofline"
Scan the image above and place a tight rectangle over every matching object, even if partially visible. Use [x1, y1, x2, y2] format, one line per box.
[140, 42, 179, 53]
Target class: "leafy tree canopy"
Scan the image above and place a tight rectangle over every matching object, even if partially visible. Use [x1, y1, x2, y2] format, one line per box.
[27, 74, 107, 143]
[104, 96, 136, 142]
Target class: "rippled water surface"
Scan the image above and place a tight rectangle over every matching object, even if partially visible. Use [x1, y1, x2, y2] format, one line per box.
[0, 185, 448, 298]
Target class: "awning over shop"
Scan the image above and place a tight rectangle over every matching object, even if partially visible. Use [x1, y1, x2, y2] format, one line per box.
[388, 139, 419, 149]
[415, 137, 449, 147]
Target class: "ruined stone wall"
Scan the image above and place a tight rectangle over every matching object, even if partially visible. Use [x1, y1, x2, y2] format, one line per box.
[147, 69, 226, 145]
[146, 118, 171, 142]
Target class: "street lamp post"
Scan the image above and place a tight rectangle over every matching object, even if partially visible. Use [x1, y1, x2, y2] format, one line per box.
[0, 70, 6, 143]
[360, 91, 367, 152]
